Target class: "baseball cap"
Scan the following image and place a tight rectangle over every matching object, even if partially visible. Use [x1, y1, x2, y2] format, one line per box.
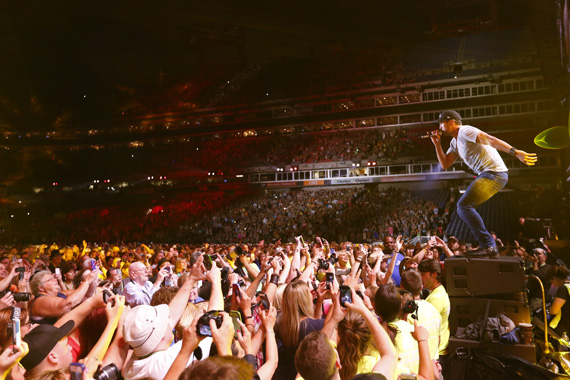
[21, 320, 75, 370]
[436, 110, 462, 124]
[50, 250, 62, 259]
[123, 304, 169, 357]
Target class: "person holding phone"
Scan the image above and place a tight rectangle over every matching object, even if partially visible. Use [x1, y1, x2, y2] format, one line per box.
[150, 259, 174, 284]
[123, 262, 167, 307]
[274, 281, 326, 380]
[29, 270, 97, 325]
[296, 289, 398, 380]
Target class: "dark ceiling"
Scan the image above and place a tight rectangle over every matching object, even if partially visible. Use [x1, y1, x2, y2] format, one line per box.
[0, 0, 530, 132]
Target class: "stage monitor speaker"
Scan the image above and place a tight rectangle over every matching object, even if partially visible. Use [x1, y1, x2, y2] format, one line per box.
[445, 256, 525, 297]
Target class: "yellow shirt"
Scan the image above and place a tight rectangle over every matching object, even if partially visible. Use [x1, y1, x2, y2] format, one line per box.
[426, 284, 450, 355]
[390, 319, 419, 375]
[298, 344, 383, 380]
[407, 299, 441, 360]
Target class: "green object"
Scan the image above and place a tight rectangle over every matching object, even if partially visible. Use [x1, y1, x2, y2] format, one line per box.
[534, 126, 570, 149]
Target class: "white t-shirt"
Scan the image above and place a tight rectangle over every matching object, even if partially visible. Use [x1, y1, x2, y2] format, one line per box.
[122, 337, 213, 380]
[446, 125, 508, 175]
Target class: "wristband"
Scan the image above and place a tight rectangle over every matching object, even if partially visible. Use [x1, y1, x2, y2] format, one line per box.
[355, 258, 362, 262]
[418, 339, 427, 342]
[270, 274, 280, 285]
[509, 147, 517, 156]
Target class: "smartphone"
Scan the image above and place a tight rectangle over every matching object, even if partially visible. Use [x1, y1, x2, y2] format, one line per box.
[90, 259, 97, 271]
[69, 362, 86, 380]
[16, 267, 26, 282]
[339, 285, 352, 308]
[325, 272, 334, 290]
[12, 318, 21, 350]
[232, 283, 241, 299]
[258, 292, 270, 311]
[102, 289, 115, 306]
[311, 281, 318, 291]
[359, 253, 368, 272]
[55, 268, 61, 276]
[204, 254, 213, 270]
[229, 310, 242, 338]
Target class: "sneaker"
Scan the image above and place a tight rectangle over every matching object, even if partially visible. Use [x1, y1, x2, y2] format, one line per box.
[464, 247, 499, 259]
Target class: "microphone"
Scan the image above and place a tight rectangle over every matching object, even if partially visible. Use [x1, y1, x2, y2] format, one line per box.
[419, 131, 442, 139]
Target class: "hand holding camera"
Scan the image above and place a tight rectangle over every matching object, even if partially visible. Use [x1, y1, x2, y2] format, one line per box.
[209, 312, 234, 356]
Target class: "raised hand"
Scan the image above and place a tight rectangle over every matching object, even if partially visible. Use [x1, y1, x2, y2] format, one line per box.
[514, 150, 537, 166]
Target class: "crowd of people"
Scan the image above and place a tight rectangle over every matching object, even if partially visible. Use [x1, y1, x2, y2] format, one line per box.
[183, 187, 451, 244]
[0, 226, 563, 380]
[10, 187, 452, 245]
[6, 126, 423, 191]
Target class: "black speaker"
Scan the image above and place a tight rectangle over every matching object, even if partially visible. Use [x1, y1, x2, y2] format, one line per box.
[445, 256, 525, 297]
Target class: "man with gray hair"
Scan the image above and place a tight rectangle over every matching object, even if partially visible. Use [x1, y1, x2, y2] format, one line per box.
[124, 262, 168, 307]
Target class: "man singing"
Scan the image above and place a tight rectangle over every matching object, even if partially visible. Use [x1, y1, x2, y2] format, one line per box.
[430, 110, 537, 257]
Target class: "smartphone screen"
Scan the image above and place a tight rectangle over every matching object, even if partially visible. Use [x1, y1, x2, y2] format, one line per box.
[69, 363, 86, 380]
[325, 273, 334, 290]
[258, 293, 270, 310]
[229, 310, 242, 337]
[55, 268, 61, 276]
[90, 259, 97, 271]
[232, 283, 241, 299]
[204, 255, 213, 270]
[339, 285, 352, 307]
[198, 324, 212, 337]
[12, 318, 20, 349]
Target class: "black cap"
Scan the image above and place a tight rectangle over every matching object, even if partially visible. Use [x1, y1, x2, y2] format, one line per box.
[21, 320, 75, 370]
[50, 249, 62, 259]
[436, 110, 462, 124]
[157, 258, 170, 269]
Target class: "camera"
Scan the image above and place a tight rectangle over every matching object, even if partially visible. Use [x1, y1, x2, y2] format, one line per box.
[94, 363, 120, 380]
[196, 311, 224, 337]
[0, 290, 32, 302]
[402, 300, 419, 319]
[318, 257, 337, 271]
[227, 246, 245, 268]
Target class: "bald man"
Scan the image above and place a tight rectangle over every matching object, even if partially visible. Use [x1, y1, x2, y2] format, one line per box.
[124, 261, 167, 306]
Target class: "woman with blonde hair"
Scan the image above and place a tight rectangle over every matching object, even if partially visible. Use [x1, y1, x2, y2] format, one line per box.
[337, 311, 378, 380]
[274, 280, 324, 380]
[272, 283, 287, 310]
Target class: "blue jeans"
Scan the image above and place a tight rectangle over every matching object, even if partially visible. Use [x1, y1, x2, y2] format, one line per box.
[456, 171, 508, 249]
